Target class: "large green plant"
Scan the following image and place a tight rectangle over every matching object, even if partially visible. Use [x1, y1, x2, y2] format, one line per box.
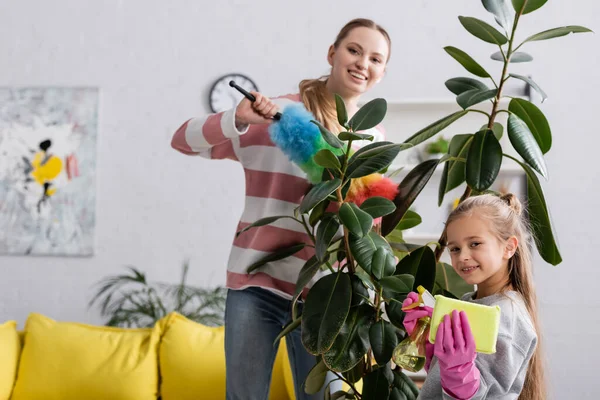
[89, 261, 227, 328]
[243, 1, 591, 398]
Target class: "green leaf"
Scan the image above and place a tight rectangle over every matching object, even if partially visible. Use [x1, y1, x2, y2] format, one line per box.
[355, 269, 375, 291]
[438, 134, 473, 206]
[507, 114, 548, 178]
[436, 262, 474, 299]
[363, 366, 393, 400]
[491, 51, 533, 63]
[292, 255, 325, 319]
[522, 25, 593, 43]
[395, 246, 436, 292]
[274, 316, 302, 344]
[458, 16, 508, 45]
[314, 149, 342, 170]
[236, 215, 297, 237]
[395, 210, 422, 231]
[302, 273, 352, 354]
[309, 200, 330, 227]
[403, 111, 468, 147]
[379, 275, 415, 294]
[466, 130, 502, 191]
[346, 143, 405, 178]
[393, 370, 420, 399]
[312, 119, 344, 149]
[482, 0, 514, 32]
[390, 242, 425, 254]
[323, 304, 375, 372]
[508, 98, 552, 153]
[372, 247, 396, 280]
[300, 179, 342, 213]
[348, 98, 387, 131]
[512, 0, 547, 15]
[304, 359, 329, 394]
[369, 320, 398, 365]
[444, 46, 491, 77]
[488, 122, 504, 140]
[246, 243, 306, 273]
[456, 88, 498, 109]
[343, 357, 365, 383]
[339, 203, 373, 238]
[381, 159, 440, 236]
[335, 94, 349, 127]
[360, 197, 396, 218]
[511, 158, 562, 265]
[509, 74, 548, 102]
[445, 77, 489, 95]
[350, 274, 370, 307]
[316, 216, 340, 261]
[385, 295, 408, 330]
[339, 131, 375, 141]
[390, 388, 408, 400]
[350, 232, 392, 275]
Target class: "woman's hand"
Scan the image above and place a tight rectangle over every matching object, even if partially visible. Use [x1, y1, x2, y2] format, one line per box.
[234, 92, 279, 127]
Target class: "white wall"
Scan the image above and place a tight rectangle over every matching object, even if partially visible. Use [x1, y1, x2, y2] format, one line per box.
[1, 1, 598, 397]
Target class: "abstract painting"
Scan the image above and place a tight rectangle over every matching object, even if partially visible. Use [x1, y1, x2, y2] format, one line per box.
[0, 87, 99, 256]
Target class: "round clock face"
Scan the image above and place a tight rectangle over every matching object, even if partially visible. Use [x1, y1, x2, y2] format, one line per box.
[209, 73, 259, 113]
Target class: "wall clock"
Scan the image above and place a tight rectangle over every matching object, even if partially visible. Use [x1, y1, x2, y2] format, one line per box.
[209, 73, 259, 113]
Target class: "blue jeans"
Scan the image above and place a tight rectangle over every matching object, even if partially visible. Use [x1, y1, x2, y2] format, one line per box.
[224, 286, 339, 400]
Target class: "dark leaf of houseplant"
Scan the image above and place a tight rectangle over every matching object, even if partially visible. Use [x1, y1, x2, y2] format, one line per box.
[482, 0, 514, 32]
[379, 274, 415, 294]
[311, 119, 344, 149]
[491, 51, 533, 63]
[300, 179, 342, 213]
[509, 74, 548, 102]
[466, 130, 502, 191]
[236, 215, 298, 237]
[436, 262, 474, 299]
[314, 149, 342, 170]
[438, 134, 473, 206]
[508, 98, 552, 154]
[335, 93, 349, 127]
[246, 243, 306, 273]
[395, 246, 436, 292]
[456, 88, 498, 110]
[302, 273, 352, 354]
[339, 131, 374, 141]
[458, 16, 508, 45]
[323, 304, 375, 372]
[343, 357, 365, 383]
[360, 196, 396, 218]
[350, 274, 370, 307]
[349, 231, 393, 275]
[512, 0, 547, 15]
[445, 77, 489, 95]
[346, 144, 405, 179]
[274, 316, 302, 344]
[402, 111, 468, 146]
[309, 200, 330, 227]
[393, 369, 420, 399]
[304, 359, 329, 395]
[444, 46, 491, 77]
[511, 157, 562, 265]
[371, 247, 397, 280]
[316, 215, 340, 261]
[362, 365, 393, 400]
[385, 295, 408, 330]
[521, 25, 593, 43]
[293, 256, 325, 319]
[507, 114, 548, 178]
[339, 202, 373, 238]
[369, 320, 399, 365]
[381, 159, 440, 236]
[395, 209, 422, 231]
[348, 98, 387, 131]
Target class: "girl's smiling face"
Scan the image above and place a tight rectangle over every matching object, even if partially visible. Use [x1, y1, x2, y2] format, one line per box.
[446, 212, 517, 294]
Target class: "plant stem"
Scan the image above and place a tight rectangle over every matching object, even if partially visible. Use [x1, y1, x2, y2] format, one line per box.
[333, 372, 362, 399]
[337, 141, 356, 274]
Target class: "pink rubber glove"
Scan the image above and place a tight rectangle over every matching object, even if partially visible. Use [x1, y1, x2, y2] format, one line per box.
[402, 292, 435, 371]
[434, 310, 480, 399]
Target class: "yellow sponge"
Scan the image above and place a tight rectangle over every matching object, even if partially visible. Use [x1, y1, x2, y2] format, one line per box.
[429, 295, 501, 354]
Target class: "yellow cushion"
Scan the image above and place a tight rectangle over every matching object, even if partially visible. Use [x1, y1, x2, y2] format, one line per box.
[158, 312, 291, 400]
[11, 313, 160, 400]
[0, 321, 20, 400]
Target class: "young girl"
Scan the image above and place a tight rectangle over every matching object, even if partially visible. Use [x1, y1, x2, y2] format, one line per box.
[171, 18, 391, 400]
[403, 193, 544, 399]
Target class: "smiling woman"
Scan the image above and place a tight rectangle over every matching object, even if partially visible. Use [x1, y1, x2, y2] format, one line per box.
[170, 17, 391, 400]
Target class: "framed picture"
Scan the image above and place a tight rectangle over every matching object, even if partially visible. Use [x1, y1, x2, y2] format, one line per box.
[0, 87, 99, 256]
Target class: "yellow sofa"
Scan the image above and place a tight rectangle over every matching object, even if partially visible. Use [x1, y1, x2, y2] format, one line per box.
[0, 312, 297, 400]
